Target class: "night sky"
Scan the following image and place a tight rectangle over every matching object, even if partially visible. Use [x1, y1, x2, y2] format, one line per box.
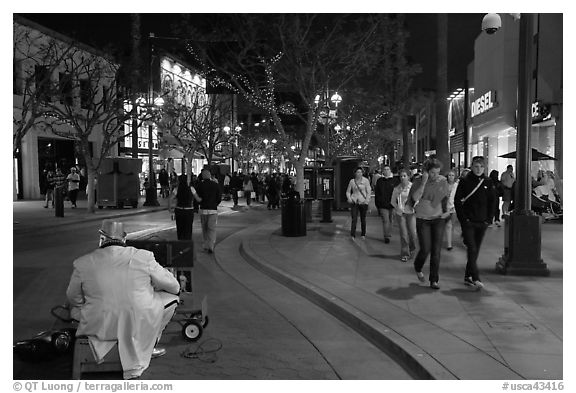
[17, 13, 483, 94]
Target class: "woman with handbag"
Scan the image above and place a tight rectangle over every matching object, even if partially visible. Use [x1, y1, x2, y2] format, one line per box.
[346, 167, 372, 240]
[390, 169, 418, 262]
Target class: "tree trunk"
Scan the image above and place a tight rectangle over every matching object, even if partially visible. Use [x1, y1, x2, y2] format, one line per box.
[294, 160, 304, 199]
[84, 161, 97, 214]
[435, 14, 450, 169]
[185, 153, 193, 184]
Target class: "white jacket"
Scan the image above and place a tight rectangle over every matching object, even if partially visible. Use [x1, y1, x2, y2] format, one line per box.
[346, 177, 371, 205]
[66, 246, 180, 379]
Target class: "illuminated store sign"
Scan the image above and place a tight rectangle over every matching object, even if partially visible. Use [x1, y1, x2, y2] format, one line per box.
[471, 90, 498, 118]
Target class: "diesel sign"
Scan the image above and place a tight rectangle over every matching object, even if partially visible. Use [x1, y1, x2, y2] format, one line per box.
[471, 91, 498, 118]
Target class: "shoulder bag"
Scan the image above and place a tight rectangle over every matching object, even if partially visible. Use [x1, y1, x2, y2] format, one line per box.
[354, 179, 368, 204]
[460, 179, 484, 204]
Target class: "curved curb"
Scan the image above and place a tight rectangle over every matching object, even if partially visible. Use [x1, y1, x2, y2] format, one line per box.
[239, 239, 457, 380]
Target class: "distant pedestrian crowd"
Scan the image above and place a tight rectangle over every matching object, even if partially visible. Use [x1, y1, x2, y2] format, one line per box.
[40, 163, 85, 209]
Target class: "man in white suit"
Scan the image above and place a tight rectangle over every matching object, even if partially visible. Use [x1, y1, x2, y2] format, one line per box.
[66, 220, 180, 379]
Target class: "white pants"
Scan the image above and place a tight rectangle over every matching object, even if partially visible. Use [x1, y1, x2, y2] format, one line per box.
[200, 213, 218, 251]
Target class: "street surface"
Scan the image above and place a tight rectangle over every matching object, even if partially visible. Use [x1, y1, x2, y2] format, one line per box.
[13, 203, 412, 380]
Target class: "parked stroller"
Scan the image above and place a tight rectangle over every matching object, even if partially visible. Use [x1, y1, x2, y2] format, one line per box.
[532, 189, 562, 221]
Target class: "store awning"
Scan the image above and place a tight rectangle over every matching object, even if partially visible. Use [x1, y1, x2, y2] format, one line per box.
[499, 148, 557, 161]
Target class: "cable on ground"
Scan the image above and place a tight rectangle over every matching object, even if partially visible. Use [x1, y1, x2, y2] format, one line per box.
[180, 338, 223, 363]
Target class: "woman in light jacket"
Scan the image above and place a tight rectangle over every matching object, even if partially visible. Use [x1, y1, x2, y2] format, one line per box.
[407, 158, 450, 290]
[346, 167, 372, 240]
[391, 169, 418, 262]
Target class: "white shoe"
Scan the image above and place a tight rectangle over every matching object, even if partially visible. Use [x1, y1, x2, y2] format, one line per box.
[361, 236, 366, 240]
[151, 347, 166, 358]
[473, 280, 484, 290]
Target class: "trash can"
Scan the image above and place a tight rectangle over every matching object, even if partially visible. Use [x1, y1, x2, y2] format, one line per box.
[54, 185, 65, 217]
[281, 197, 306, 237]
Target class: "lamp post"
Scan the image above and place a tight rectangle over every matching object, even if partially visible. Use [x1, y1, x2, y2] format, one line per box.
[224, 125, 241, 173]
[315, 89, 341, 223]
[143, 96, 164, 207]
[485, 14, 549, 276]
[315, 90, 342, 164]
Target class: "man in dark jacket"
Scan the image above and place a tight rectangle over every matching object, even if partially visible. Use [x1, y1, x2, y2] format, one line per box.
[230, 172, 243, 207]
[374, 165, 400, 243]
[454, 156, 496, 290]
[196, 169, 222, 253]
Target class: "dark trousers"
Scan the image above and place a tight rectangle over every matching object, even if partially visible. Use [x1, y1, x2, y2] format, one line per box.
[461, 221, 488, 281]
[68, 189, 79, 206]
[491, 196, 501, 223]
[175, 208, 194, 240]
[232, 189, 239, 206]
[414, 218, 446, 283]
[350, 203, 368, 237]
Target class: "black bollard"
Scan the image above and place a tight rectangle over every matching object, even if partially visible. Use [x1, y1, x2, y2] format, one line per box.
[54, 186, 64, 217]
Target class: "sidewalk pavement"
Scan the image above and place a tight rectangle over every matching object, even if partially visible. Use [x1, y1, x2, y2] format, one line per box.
[13, 195, 169, 234]
[233, 208, 563, 380]
[12, 195, 238, 234]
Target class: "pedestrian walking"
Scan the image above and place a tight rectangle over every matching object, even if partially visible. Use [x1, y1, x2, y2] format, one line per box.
[407, 158, 450, 290]
[444, 170, 458, 250]
[489, 170, 502, 227]
[66, 167, 81, 208]
[159, 169, 170, 198]
[454, 156, 496, 290]
[390, 169, 417, 262]
[230, 172, 243, 207]
[371, 169, 382, 189]
[223, 173, 231, 201]
[500, 164, 515, 217]
[44, 167, 55, 208]
[170, 175, 201, 240]
[374, 165, 399, 243]
[169, 169, 179, 194]
[52, 167, 67, 204]
[196, 169, 222, 253]
[265, 174, 278, 210]
[243, 175, 254, 206]
[346, 167, 372, 240]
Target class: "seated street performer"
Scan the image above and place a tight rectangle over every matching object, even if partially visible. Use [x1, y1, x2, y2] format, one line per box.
[66, 220, 180, 379]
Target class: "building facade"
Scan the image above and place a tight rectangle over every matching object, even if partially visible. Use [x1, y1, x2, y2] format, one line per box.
[469, 13, 562, 180]
[118, 53, 213, 179]
[13, 16, 119, 200]
[411, 14, 562, 184]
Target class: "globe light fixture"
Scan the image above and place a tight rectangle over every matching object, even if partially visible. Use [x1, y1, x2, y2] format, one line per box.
[330, 92, 342, 107]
